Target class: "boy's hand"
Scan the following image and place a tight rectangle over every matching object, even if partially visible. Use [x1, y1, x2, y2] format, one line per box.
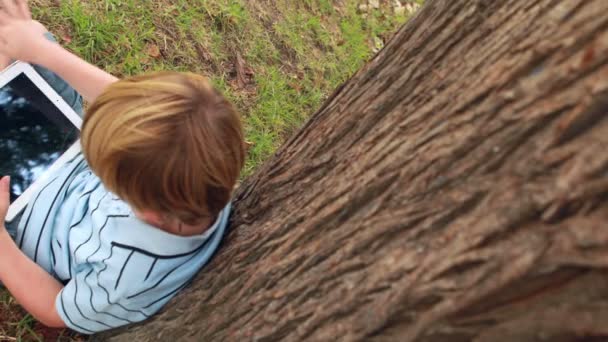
[0, 52, 10, 70]
[0, 0, 48, 64]
[0, 174, 65, 329]
[0, 176, 9, 228]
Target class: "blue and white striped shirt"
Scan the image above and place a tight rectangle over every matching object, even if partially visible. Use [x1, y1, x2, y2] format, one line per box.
[15, 154, 230, 334]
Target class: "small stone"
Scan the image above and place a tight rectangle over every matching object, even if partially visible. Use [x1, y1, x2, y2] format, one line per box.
[502, 90, 516, 100]
[359, 4, 369, 12]
[369, 0, 380, 9]
[405, 3, 415, 13]
[394, 0, 406, 15]
[405, 3, 421, 13]
[373, 36, 384, 53]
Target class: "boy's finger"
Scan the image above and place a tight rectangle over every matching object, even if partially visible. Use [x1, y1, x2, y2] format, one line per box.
[0, 0, 18, 17]
[0, 10, 10, 26]
[0, 52, 10, 70]
[16, 0, 29, 19]
[0, 27, 8, 41]
[0, 176, 9, 197]
[0, 176, 9, 221]
[0, 175, 7, 187]
[0, 28, 10, 51]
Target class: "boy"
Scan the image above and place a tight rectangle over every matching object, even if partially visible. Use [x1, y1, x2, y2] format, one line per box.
[0, 0, 245, 334]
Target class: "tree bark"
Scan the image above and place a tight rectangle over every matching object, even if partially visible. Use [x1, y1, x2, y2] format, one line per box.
[96, 0, 608, 340]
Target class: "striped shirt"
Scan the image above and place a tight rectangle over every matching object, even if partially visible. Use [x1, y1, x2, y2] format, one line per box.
[15, 154, 230, 334]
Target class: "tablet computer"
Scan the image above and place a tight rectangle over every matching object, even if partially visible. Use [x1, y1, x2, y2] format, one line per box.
[1, 62, 82, 222]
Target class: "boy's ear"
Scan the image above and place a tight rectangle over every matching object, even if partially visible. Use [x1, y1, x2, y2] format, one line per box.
[135, 210, 164, 227]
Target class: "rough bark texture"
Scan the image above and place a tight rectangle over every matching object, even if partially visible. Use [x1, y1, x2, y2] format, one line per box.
[97, 0, 608, 340]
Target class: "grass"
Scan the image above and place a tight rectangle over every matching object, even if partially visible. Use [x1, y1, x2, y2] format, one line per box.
[3, 0, 421, 339]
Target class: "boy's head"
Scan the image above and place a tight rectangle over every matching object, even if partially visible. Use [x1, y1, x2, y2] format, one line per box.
[81, 72, 245, 226]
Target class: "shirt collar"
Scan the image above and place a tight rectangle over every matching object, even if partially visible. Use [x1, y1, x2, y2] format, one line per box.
[106, 198, 231, 256]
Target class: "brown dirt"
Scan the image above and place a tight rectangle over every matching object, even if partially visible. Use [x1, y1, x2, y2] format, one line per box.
[0, 289, 82, 341]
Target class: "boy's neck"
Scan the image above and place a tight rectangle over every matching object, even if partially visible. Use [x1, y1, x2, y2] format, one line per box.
[162, 218, 215, 237]
[134, 210, 215, 237]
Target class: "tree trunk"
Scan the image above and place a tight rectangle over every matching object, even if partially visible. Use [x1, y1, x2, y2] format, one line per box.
[96, 0, 608, 340]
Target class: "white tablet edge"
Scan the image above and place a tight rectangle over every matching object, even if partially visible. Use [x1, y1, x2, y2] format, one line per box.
[3, 62, 83, 222]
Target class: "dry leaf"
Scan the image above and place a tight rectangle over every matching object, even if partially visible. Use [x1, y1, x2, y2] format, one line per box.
[289, 82, 302, 93]
[61, 34, 72, 44]
[235, 52, 248, 89]
[145, 43, 161, 58]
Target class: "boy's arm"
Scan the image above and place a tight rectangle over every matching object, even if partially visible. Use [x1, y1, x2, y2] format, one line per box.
[0, 176, 65, 327]
[32, 40, 118, 103]
[0, 229, 65, 328]
[0, 0, 118, 103]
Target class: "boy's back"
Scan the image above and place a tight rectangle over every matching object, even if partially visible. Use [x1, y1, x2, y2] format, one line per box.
[16, 154, 231, 333]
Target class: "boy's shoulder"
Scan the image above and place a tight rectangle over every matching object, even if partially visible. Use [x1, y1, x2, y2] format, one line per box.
[96, 200, 231, 255]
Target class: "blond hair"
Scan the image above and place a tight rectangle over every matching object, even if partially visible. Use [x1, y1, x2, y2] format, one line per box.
[81, 72, 245, 225]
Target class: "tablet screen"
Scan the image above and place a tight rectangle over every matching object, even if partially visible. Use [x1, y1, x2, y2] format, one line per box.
[0, 73, 79, 203]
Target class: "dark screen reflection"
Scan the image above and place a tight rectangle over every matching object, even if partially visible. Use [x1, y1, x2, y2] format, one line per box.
[0, 73, 79, 203]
